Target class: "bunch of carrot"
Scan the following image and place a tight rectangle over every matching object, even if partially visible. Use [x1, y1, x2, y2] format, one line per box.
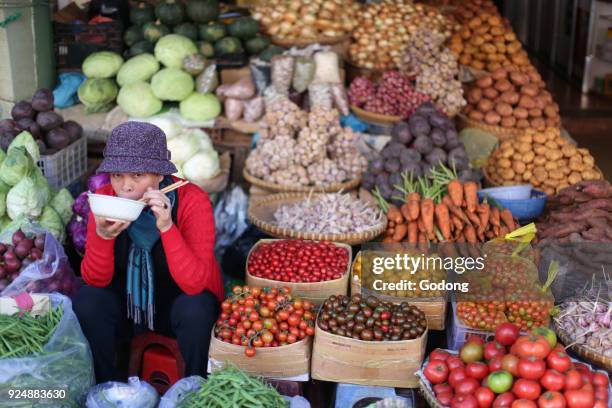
[373, 171, 518, 244]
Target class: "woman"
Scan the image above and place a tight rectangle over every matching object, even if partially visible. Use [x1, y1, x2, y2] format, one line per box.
[73, 121, 223, 383]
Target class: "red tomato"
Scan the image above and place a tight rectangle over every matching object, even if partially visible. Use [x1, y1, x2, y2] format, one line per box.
[425, 360, 450, 384]
[578, 370, 592, 385]
[518, 357, 547, 381]
[573, 363, 590, 372]
[467, 335, 486, 345]
[592, 372, 609, 388]
[513, 336, 552, 360]
[495, 323, 520, 346]
[244, 347, 256, 357]
[434, 384, 453, 395]
[513, 379, 542, 401]
[493, 392, 516, 407]
[546, 351, 572, 373]
[593, 402, 608, 408]
[438, 392, 454, 406]
[449, 368, 468, 389]
[511, 399, 537, 408]
[564, 387, 594, 408]
[466, 362, 490, 381]
[455, 378, 480, 395]
[431, 349, 452, 361]
[475, 386, 495, 408]
[451, 394, 479, 408]
[565, 370, 584, 391]
[448, 356, 466, 370]
[484, 341, 507, 361]
[537, 391, 566, 408]
[287, 313, 301, 327]
[594, 386, 608, 401]
[540, 369, 565, 392]
[489, 356, 504, 372]
[502, 354, 520, 377]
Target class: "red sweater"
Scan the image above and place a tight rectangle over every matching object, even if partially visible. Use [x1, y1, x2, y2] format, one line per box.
[81, 179, 224, 301]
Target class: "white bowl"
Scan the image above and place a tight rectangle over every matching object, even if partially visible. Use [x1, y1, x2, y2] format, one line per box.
[478, 185, 533, 201]
[88, 193, 146, 222]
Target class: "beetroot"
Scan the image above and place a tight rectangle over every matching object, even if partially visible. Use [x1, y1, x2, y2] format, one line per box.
[11, 101, 35, 121]
[35, 233, 45, 250]
[12, 230, 25, 246]
[30, 248, 43, 260]
[5, 258, 21, 274]
[31, 88, 54, 112]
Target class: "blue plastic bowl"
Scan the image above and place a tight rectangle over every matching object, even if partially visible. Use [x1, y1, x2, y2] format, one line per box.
[478, 185, 533, 200]
[479, 190, 547, 223]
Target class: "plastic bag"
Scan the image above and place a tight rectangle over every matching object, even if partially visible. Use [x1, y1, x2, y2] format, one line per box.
[224, 98, 244, 121]
[271, 55, 295, 93]
[308, 83, 333, 109]
[283, 395, 311, 408]
[263, 85, 289, 106]
[222, 76, 256, 100]
[53, 72, 87, 109]
[0, 293, 94, 407]
[313, 52, 341, 84]
[331, 83, 350, 116]
[213, 185, 249, 259]
[1, 224, 81, 297]
[86, 377, 158, 408]
[292, 57, 316, 93]
[196, 64, 219, 94]
[159, 376, 205, 408]
[243, 97, 265, 123]
[250, 60, 271, 96]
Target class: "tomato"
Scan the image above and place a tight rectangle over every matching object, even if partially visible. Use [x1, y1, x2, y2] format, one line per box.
[593, 401, 608, 408]
[277, 310, 289, 321]
[511, 399, 537, 408]
[546, 352, 572, 373]
[431, 349, 452, 361]
[537, 391, 566, 408]
[287, 334, 297, 344]
[489, 356, 504, 372]
[252, 337, 264, 347]
[287, 313, 301, 327]
[244, 347, 256, 357]
[564, 370, 584, 391]
[466, 362, 490, 381]
[484, 341, 507, 361]
[248, 311, 260, 322]
[493, 392, 516, 407]
[221, 301, 231, 312]
[496, 323, 521, 346]
[425, 360, 450, 384]
[434, 384, 453, 395]
[594, 386, 608, 401]
[261, 331, 274, 344]
[573, 363, 590, 373]
[438, 392, 454, 406]
[475, 386, 495, 408]
[513, 336, 552, 360]
[540, 369, 565, 392]
[467, 335, 486, 345]
[232, 285, 243, 295]
[448, 356, 466, 370]
[455, 378, 480, 395]
[451, 394, 479, 408]
[532, 327, 557, 349]
[564, 387, 594, 408]
[513, 379, 541, 401]
[502, 354, 520, 377]
[592, 372, 609, 388]
[449, 368, 468, 388]
[578, 370, 592, 385]
[305, 326, 315, 336]
[518, 357, 546, 381]
[462, 342, 485, 363]
[252, 321, 263, 331]
[487, 370, 514, 394]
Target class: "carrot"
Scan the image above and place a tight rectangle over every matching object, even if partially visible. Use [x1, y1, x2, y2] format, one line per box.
[485, 230, 496, 239]
[407, 193, 421, 221]
[418, 218, 425, 233]
[499, 226, 509, 237]
[400, 203, 411, 222]
[407, 192, 421, 203]
[382, 237, 395, 243]
[493, 225, 500, 237]
[463, 181, 478, 213]
[393, 223, 408, 241]
[388, 221, 396, 228]
[456, 232, 466, 243]
[385, 227, 395, 237]
[466, 210, 481, 228]
[421, 198, 435, 237]
[435, 203, 451, 240]
[451, 215, 463, 232]
[464, 224, 477, 243]
[490, 207, 500, 227]
[443, 195, 468, 222]
[387, 205, 404, 224]
[408, 221, 418, 244]
[477, 228, 485, 242]
[500, 209, 515, 231]
[477, 203, 490, 233]
[447, 179, 464, 207]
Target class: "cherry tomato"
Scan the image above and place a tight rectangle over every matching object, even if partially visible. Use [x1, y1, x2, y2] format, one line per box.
[484, 341, 507, 361]
[537, 391, 566, 408]
[495, 323, 520, 346]
[511, 399, 537, 408]
[449, 368, 468, 388]
[518, 357, 546, 381]
[287, 313, 301, 327]
[261, 331, 274, 344]
[564, 387, 594, 408]
[513, 379, 541, 401]
[474, 386, 495, 408]
[424, 360, 450, 384]
[466, 362, 490, 381]
[252, 321, 263, 331]
[546, 351, 572, 373]
[244, 347, 256, 357]
[455, 378, 480, 395]
[565, 370, 584, 391]
[540, 369, 565, 392]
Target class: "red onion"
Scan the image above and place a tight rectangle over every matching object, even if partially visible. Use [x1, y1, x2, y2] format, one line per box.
[12, 230, 25, 246]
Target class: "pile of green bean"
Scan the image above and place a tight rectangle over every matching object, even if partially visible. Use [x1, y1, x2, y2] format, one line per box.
[0, 306, 63, 358]
[180, 366, 287, 408]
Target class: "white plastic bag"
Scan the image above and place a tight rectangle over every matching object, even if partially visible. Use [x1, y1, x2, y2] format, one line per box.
[159, 376, 205, 408]
[86, 377, 158, 408]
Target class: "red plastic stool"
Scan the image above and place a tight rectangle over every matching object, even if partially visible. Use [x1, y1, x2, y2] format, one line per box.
[128, 332, 185, 394]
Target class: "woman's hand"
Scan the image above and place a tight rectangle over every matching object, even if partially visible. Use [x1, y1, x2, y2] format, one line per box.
[142, 188, 173, 233]
[94, 216, 131, 240]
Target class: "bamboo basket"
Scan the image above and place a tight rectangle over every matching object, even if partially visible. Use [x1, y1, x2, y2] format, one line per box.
[554, 320, 612, 372]
[419, 378, 444, 408]
[270, 33, 350, 48]
[245, 239, 352, 305]
[350, 105, 403, 126]
[457, 114, 525, 141]
[247, 193, 387, 245]
[243, 169, 362, 194]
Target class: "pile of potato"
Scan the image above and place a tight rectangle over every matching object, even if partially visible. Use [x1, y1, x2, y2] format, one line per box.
[450, 0, 502, 25]
[463, 66, 560, 130]
[486, 128, 601, 195]
[448, 12, 530, 73]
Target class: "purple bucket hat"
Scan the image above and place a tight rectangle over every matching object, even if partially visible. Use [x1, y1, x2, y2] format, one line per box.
[97, 121, 177, 175]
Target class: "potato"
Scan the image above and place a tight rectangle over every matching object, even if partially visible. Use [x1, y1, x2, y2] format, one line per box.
[543, 187, 555, 196]
[495, 43, 507, 54]
[498, 157, 512, 168]
[477, 98, 494, 112]
[476, 25, 490, 35]
[502, 168, 515, 180]
[512, 152, 523, 161]
[533, 156, 547, 166]
[518, 95, 536, 110]
[517, 142, 532, 154]
[488, 62, 503, 72]
[468, 110, 485, 122]
[483, 33, 494, 42]
[577, 148, 590, 156]
[557, 137, 568, 147]
[475, 52, 488, 61]
[512, 160, 526, 174]
[522, 170, 533, 181]
[472, 60, 486, 71]
[534, 145, 547, 156]
[527, 70, 542, 84]
[476, 76, 493, 89]
[561, 166, 571, 176]
[500, 91, 519, 105]
[517, 133, 533, 143]
[583, 155, 595, 167]
[494, 79, 512, 93]
[468, 88, 483, 104]
[520, 84, 539, 97]
[481, 43, 497, 54]
[530, 118, 546, 130]
[500, 140, 513, 150]
[460, 54, 473, 65]
[533, 132, 547, 144]
[482, 87, 499, 100]
[507, 41, 522, 54]
[549, 170, 564, 180]
[491, 67, 508, 80]
[495, 102, 513, 117]
[581, 169, 599, 181]
[509, 72, 528, 86]
[516, 119, 530, 129]
[512, 107, 529, 120]
[544, 161, 558, 171]
[545, 149, 562, 161]
[484, 111, 501, 125]
[543, 178, 558, 188]
[528, 108, 543, 118]
[545, 117, 560, 128]
[544, 140, 558, 150]
[471, 36, 486, 46]
[534, 166, 548, 181]
[501, 116, 516, 128]
[521, 151, 535, 163]
[569, 161, 585, 172]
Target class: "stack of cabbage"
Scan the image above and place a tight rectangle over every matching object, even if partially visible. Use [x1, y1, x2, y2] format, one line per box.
[78, 34, 221, 121]
[0, 132, 74, 242]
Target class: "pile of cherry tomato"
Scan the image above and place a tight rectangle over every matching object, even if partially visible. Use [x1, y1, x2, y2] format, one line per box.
[423, 323, 610, 408]
[214, 285, 315, 357]
[247, 240, 349, 283]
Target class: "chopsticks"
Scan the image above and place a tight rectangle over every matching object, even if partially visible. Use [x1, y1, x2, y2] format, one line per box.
[138, 180, 190, 203]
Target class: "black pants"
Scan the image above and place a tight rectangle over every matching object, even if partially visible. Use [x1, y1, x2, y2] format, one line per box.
[73, 285, 219, 384]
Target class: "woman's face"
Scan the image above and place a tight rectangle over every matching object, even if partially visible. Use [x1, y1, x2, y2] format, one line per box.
[110, 173, 163, 200]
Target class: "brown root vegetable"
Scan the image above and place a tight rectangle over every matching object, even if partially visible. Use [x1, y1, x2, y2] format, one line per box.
[484, 111, 501, 125]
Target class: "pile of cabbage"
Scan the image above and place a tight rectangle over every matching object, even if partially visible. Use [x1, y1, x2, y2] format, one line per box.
[0, 131, 74, 243]
[78, 34, 221, 121]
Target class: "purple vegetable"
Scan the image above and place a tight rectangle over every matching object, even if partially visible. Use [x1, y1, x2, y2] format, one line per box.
[88, 173, 110, 192]
[68, 218, 87, 252]
[72, 192, 91, 218]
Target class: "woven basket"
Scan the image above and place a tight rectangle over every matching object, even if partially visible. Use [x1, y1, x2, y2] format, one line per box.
[419, 378, 444, 408]
[457, 114, 524, 141]
[555, 320, 612, 372]
[247, 193, 387, 245]
[350, 105, 402, 126]
[270, 33, 350, 48]
[243, 169, 362, 193]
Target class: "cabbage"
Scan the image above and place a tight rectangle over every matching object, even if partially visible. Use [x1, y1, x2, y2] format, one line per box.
[8, 131, 40, 162]
[73, 192, 90, 218]
[182, 128, 212, 150]
[0, 215, 9, 233]
[151, 68, 194, 101]
[116, 53, 160, 86]
[0, 180, 8, 217]
[50, 188, 74, 225]
[183, 150, 220, 182]
[167, 132, 200, 165]
[78, 78, 119, 113]
[146, 115, 183, 139]
[0, 216, 27, 242]
[88, 173, 110, 192]
[154, 34, 198, 68]
[179, 92, 221, 122]
[39, 206, 64, 242]
[82, 51, 124, 78]
[0, 148, 5, 165]
[6, 177, 47, 220]
[0, 147, 32, 186]
[117, 82, 163, 118]
[32, 166, 52, 207]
